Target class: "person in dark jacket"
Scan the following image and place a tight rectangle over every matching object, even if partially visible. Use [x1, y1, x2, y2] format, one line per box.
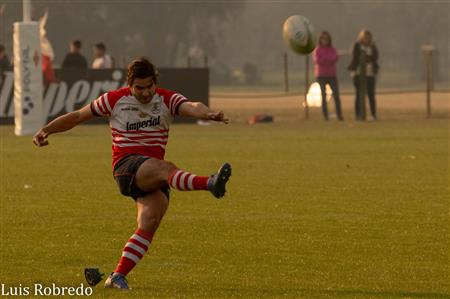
[0, 44, 11, 74]
[61, 40, 88, 85]
[0, 44, 11, 86]
[348, 29, 379, 120]
[61, 40, 88, 69]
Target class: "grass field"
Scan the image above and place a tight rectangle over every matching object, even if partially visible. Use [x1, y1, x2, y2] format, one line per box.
[1, 93, 449, 298]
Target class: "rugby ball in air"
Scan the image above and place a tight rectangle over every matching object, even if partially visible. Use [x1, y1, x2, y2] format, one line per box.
[282, 15, 316, 55]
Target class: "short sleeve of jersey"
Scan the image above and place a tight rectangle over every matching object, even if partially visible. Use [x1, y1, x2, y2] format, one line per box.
[90, 87, 129, 117]
[160, 88, 188, 116]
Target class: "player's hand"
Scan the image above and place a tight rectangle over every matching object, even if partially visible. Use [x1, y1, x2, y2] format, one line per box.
[33, 129, 49, 147]
[207, 111, 229, 124]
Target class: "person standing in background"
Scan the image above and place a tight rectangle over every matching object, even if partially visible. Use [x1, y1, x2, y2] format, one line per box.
[39, 10, 56, 87]
[348, 29, 379, 121]
[62, 40, 88, 69]
[0, 44, 11, 73]
[0, 44, 11, 86]
[61, 40, 89, 85]
[92, 43, 113, 69]
[312, 31, 343, 121]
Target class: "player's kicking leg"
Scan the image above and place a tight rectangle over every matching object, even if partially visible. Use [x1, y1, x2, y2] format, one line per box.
[105, 190, 169, 290]
[106, 155, 231, 290]
[134, 158, 232, 199]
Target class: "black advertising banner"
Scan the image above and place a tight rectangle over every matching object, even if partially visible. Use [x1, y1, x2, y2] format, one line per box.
[0, 68, 209, 124]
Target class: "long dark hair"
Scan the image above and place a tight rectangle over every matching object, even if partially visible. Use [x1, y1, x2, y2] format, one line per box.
[319, 31, 333, 47]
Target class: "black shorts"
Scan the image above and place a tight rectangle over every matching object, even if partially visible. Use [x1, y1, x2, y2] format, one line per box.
[113, 154, 170, 201]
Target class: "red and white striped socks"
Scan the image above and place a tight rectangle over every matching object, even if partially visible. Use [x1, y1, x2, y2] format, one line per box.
[114, 229, 153, 276]
[168, 169, 209, 191]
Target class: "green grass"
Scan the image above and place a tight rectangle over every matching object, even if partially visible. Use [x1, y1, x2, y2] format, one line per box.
[0, 120, 449, 298]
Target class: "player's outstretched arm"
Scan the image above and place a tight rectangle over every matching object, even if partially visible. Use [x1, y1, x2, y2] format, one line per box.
[32, 104, 96, 147]
[178, 101, 229, 124]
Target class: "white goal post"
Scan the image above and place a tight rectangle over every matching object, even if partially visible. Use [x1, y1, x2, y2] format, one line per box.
[13, 0, 44, 136]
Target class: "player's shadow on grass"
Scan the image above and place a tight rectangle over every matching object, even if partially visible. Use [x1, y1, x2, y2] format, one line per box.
[207, 287, 450, 299]
[302, 289, 450, 299]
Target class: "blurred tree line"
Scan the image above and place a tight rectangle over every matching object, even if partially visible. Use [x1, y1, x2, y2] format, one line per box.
[1, 0, 448, 87]
[1, 0, 243, 68]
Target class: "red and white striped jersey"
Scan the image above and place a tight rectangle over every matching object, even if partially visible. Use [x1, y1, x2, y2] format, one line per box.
[90, 87, 188, 167]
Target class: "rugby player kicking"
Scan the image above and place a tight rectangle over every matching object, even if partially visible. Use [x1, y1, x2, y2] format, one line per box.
[32, 58, 231, 290]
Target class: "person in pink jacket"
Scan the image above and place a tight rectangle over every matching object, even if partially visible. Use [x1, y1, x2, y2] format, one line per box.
[313, 31, 343, 120]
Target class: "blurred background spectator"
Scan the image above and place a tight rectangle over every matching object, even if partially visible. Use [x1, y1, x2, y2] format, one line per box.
[92, 42, 113, 69]
[313, 31, 343, 121]
[0, 44, 11, 86]
[39, 10, 56, 87]
[348, 29, 379, 121]
[0, 44, 11, 74]
[62, 40, 88, 69]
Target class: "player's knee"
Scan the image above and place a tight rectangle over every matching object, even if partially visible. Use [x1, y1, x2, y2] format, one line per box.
[164, 161, 178, 172]
[156, 161, 177, 182]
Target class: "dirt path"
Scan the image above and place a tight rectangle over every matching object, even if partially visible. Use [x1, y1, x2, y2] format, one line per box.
[211, 92, 449, 122]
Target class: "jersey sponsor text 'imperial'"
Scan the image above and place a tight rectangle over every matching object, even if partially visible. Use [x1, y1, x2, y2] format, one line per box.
[90, 87, 187, 167]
